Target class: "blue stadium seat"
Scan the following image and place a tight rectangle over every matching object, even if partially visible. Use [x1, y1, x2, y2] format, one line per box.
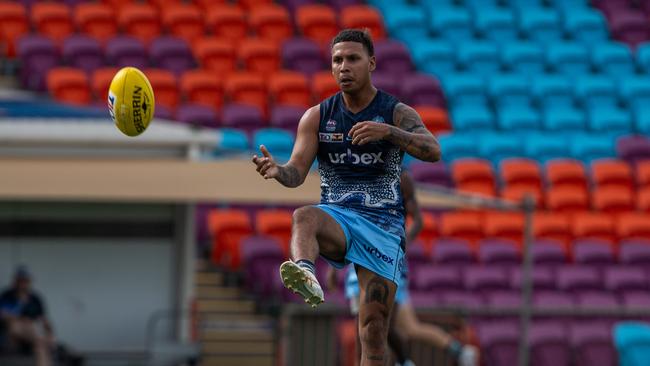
[613, 322, 650, 366]
[563, 8, 608, 43]
[501, 42, 546, 75]
[441, 73, 486, 107]
[216, 128, 250, 154]
[474, 7, 517, 42]
[546, 42, 591, 75]
[531, 75, 574, 108]
[438, 133, 478, 162]
[497, 105, 541, 131]
[382, 5, 428, 41]
[524, 133, 570, 163]
[427, 6, 473, 42]
[619, 76, 650, 110]
[519, 8, 562, 44]
[542, 105, 586, 132]
[574, 75, 618, 109]
[410, 38, 455, 77]
[632, 105, 650, 134]
[450, 103, 494, 131]
[636, 42, 650, 74]
[477, 133, 523, 166]
[570, 133, 616, 162]
[253, 128, 295, 164]
[488, 73, 530, 107]
[587, 106, 632, 134]
[591, 42, 636, 76]
[456, 41, 500, 76]
[549, 0, 590, 11]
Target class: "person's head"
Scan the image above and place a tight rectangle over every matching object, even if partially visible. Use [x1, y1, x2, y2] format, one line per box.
[330, 29, 376, 94]
[13, 265, 32, 293]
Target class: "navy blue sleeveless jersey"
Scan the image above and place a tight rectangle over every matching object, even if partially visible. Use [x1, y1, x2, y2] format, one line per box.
[317, 90, 405, 237]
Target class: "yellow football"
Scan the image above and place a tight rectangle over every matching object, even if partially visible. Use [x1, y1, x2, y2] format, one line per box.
[108, 67, 155, 137]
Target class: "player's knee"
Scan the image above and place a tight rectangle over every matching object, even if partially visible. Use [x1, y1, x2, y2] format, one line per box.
[292, 206, 319, 228]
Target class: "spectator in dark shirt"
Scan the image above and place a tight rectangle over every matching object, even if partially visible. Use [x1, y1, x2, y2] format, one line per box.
[0, 266, 54, 366]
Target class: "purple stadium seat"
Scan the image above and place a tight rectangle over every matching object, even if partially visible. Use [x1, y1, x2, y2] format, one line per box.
[149, 36, 195, 76]
[530, 322, 571, 366]
[622, 291, 650, 307]
[175, 103, 219, 128]
[619, 239, 650, 265]
[616, 135, 650, 164]
[477, 322, 519, 366]
[326, 0, 360, 11]
[604, 266, 648, 294]
[556, 266, 602, 294]
[282, 0, 316, 13]
[510, 266, 556, 291]
[406, 240, 430, 270]
[532, 240, 567, 265]
[282, 37, 324, 76]
[571, 322, 617, 366]
[62, 35, 104, 74]
[534, 291, 575, 308]
[372, 72, 400, 98]
[154, 105, 174, 120]
[432, 238, 475, 265]
[609, 11, 650, 47]
[486, 291, 521, 308]
[478, 239, 521, 265]
[414, 266, 461, 291]
[576, 291, 620, 308]
[221, 103, 265, 134]
[17, 35, 60, 91]
[241, 235, 284, 299]
[373, 40, 413, 75]
[573, 239, 616, 265]
[408, 161, 453, 187]
[399, 73, 445, 107]
[463, 266, 510, 294]
[409, 291, 438, 308]
[439, 291, 484, 309]
[270, 105, 305, 132]
[106, 36, 148, 70]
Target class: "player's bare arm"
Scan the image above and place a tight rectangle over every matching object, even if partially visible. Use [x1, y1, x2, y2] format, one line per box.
[348, 103, 441, 162]
[252, 106, 319, 187]
[400, 172, 423, 243]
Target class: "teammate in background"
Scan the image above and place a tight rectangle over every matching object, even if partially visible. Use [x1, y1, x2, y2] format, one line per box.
[252, 29, 440, 365]
[330, 171, 479, 366]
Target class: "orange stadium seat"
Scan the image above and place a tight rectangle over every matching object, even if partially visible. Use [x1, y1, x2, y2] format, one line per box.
[637, 161, 650, 189]
[312, 71, 339, 101]
[545, 159, 588, 191]
[143, 68, 179, 110]
[592, 186, 634, 214]
[207, 209, 253, 269]
[194, 0, 228, 13]
[439, 211, 484, 248]
[545, 186, 590, 213]
[268, 71, 310, 108]
[238, 38, 281, 74]
[74, 3, 117, 44]
[192, 37, 236, 75]
[340, 5, 386, 40]
[591, 159, 634, 190]
[205, 4, 247, 42]
[249, 4, 293, 44]
[415, 106, 451, 134]
[46, 68, 91, 105]
[296, 4, 339, 45]
[238, 0, 273, 11]
[616, 212, 650, 241]
[180, 69, 223, 111]
[501, 185, 544, 208]
[483, 212, 525, 245]
[639, 187, 650, 212]
[500, 158, 542, 190]
[407, 212, 437, 253]
[147, 0, 182, 10]
[0, 2, 28, 57]
[91, 67, 119, 101]
[101, 0, 134, 11]
[256, 210, 293, 255]
[533, 212, 571, 252]
[224, 72, 267, 114]
[571, 212, 616, 245]
[162, 3, 204, 44]
[457, 182, 496, 197]
[118, 3, 161, 45]
[31, 3, 74, 44]
[452, 158, 496, 192]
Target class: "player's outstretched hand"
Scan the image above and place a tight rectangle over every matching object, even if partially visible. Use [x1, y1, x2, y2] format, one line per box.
[348, 121, 391, 145]
[252, 145, 280, 179]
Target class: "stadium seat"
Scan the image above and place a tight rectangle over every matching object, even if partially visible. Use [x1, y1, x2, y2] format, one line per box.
[409, 161, 453, 188]
[587, 106, 632, 135]
[639, 187, 650, 212]
[221, 103, 265, 134]
[616, 213, 650, 241]
[256, 210, 293, 255]
[563, 8, 608, 43]
[531, 75, 573, 109]
[456, 41, 500, 76]
[542, 105, 586, 132]
[101, 0, 136, 11]
[295, 4, 339, 45]
[523, 133, 571, 163]
[510, 266, 555, 291]
[475, 7, 517, 42]
[591, 159, 634, 190]
[180, 69, 223, 111]
[400, 73, 444, 107]
[238, 0, 274, 11]
[432, 239, 475, 265]
[532, 239, 569, 264]
[17, 35, 60, 91]
[483, 212, 525, 246]
[609, 11, 650, 48]
[570, 134, 616, 162]
[427, 5, 472, 42]
[238, 38, 281, 74]
[249, 4, 293, 44]
[437, 134, 478, 162]
[31, 3, 74, 44]
[591, 42, 636, 76]
[383, 5, 427, 41]
[463, 266, 510, 294]
[618, 76, 650, 111]
[497, 105, 541, 131]
[106, 36, 148, 70]
[311, 71, 339, 101]
[638, 161, 650, 189]
[149, 36, 194, 76]
[556, 265, 602, 294]
[616, 135, 650, 164]
[340, 5, 385, 40]
[161, 4, 203, 44]
[500, 158, 542, 190]
[415, 265, 462, 291]
[207, 209, 253, 269]
[269, 105, 304, 132]
[411, 38, 454, 76]
[637, 42, 650, 74]
[619, 239, 650, 265]
[573, 239, 616, 265]
[533, 212, 571, 248]
[282, 37, 325, 77]
[142, 68, 178, 110]
[575, 75, 617, 109]
[46, 67, 91, 105]
[372, 72, 400, 98]
[501, 42, 545, 75]
[0, 2, 28, 58]
[193, 0, 227, 12]
[205, 4, 247, 42]
[478, 239, 520, 265]
[74, 3, 117, 44]
[441, 73, 486, 107]
[62, 35, 104, 75]
[91, 67, 119, 101]
[592, 186, 634, 214]
[176, 103, 218, 128]
[224, 72, 267, 115]
[605, 266, 648, 295]
[268, 71, 311, 108]
[415, 106, 451, 134]
[451, 158, 495, 192]
[478, 322, 519, 366]
[439, 211, 484, 247]
[215, 128, 250, 154]
[477, 134, 523, 166]
[450, 104, 494, 131]
[501, 185, 543, 207]
[546, 186, 590, 213]
[147, 0, 182, 10]
[192, 37, 236, 75]
[488, 73, 530, 108]
[413, 212, 438, 252]
[241, 235, 284, 299]
[374, 40, 413, 75]
[519, 8, 562, 44]
[253, 128, 294, 163]
[545, 159, 588, 190]
[118, 3, 161, 45]
[572, 212, 616, 244]
[546, 42, 591, 75]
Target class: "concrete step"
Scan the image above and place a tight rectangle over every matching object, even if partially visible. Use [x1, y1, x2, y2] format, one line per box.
[196, 299, 254, 313]
[195, 272, 223, 286]
[195, 286, 240, 299]
[200, 329, 274, 342]
[200, 314, 274, 328]
[201, 340, 274, 355]
[201, 355, 274, 366]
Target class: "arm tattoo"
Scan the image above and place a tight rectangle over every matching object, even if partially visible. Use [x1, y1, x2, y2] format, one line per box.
[367, 355, 385, 361]
[276, 164, 302, 188]
[365, 277, 389, 305]
[388, 103, 441, 162]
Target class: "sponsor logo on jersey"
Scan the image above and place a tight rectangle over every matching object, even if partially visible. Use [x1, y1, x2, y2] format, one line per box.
[328, 149, 384, 165]
[362, 244, 394, 265]
[372, 115, 385, 123]
[326, 119, 337, 131]
[319, 133, 343, 142]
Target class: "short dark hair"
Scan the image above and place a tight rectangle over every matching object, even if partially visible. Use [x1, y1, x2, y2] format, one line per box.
[331, 29, 374, 57]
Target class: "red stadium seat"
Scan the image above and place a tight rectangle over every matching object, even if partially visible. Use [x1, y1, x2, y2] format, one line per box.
[249, 4, 293, 44]
[545, 186, 590, 214]
[162, 3, 204, 44]
[192, 37, 236, 75]
[238, 38, 281, 74]
[484, 212, 525, 246]
[147, 0, 182, 10]
[31, 3, 74, 44]
[500, 158, 542, 190]
[268, 71, 310, 108]
[415, 106, 451, 134]
[312, 71, 339, 101]
[47, 67, 91, 105]
[439, 211, 484, 248]
[591, 159, 634, 190]
[74, 3, 117, 44]
[256, 210, 292, 255]
[180, 69, 223, 112]
[194, 0, 227, 13]
[101, 0, 135, 11]
[457, 182, 496, 197]
[501, 185, 544, 208]
[224, 72, 267, 114]
[91, 67, 119, 101]
[637, 161, 650, 189]
[0, 2, 28, 57]
[452, 159, 496, 193]
[208, 209, 253, 269]
[407, 211, 437, 253]
[238, 0, 274, 11]
[533, 212, 571, 252]
[340, 5, 386, 40]
[205, 4, 247, 42]
[296, 4, 339, 45]
[592, 186, 634, 214]
[545, 159, 588, 191]
[143, 68, 179, 110]
[639, 187, 650, 212]
[118, 3, 161, 45]
[616, 212, 650, 241]
[572, 212, 616, 245]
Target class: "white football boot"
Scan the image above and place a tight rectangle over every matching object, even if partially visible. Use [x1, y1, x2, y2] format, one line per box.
[279, 261, 324, 308]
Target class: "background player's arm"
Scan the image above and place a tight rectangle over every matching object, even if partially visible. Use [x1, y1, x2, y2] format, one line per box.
[252, 106, 319, 187]
[389, 103, 440, 162]
[401, 171, 423, 243]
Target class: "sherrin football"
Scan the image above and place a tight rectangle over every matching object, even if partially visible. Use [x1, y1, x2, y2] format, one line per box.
[108, 67, 155, 137]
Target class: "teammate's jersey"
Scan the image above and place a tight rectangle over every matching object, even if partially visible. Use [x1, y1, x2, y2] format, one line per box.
[317, 90, 405, 237]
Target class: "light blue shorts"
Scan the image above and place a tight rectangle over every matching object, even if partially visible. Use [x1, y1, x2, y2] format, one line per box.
[345, 265, 409, 306]
[315, 204, 405, 286]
